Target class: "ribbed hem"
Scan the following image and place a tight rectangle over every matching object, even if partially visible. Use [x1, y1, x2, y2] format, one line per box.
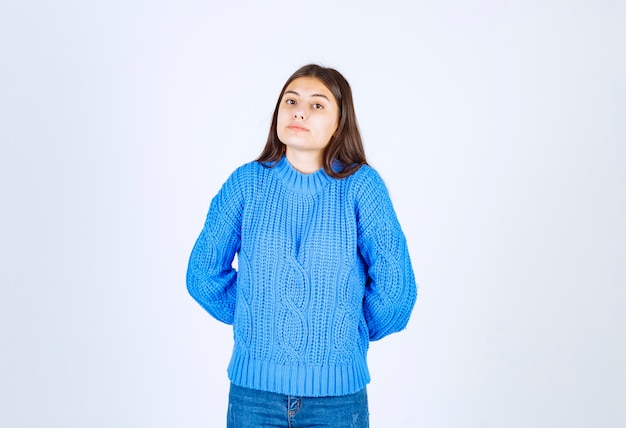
[227, 352, 370, 397]
[272, 156, 332, 195]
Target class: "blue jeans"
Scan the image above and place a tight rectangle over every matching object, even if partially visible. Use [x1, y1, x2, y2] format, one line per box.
[227, 383, 369, 428]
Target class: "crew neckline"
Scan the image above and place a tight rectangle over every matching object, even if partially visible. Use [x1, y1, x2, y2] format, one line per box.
[272, 156, 332, 195]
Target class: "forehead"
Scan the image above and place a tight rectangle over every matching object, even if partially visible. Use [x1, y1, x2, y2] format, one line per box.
[284, 77, 336, 101]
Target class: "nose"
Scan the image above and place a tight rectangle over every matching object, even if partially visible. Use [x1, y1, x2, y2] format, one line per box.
[293, 107, 305, 120]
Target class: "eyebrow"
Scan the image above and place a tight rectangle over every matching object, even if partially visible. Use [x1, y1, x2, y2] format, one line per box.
[283, 90, 330, 101]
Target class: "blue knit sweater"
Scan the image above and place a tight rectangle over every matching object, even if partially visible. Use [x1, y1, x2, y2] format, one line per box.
[187, 156, 417, 397]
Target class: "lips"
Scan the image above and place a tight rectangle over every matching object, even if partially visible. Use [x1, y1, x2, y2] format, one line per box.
[286, 124, 309, 132]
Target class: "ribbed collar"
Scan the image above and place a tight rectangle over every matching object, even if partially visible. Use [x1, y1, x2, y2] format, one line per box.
[271, 156, 333, 195]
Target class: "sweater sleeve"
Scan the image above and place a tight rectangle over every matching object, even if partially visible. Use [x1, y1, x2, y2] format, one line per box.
[355, 168, 417, 341]
[186, 167, 246, 325]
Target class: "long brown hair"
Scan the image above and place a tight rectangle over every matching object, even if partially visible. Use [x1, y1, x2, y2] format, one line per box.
[257, 64, 367, 179]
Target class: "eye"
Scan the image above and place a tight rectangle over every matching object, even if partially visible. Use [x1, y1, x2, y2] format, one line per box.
[285, 98, 296, 105]
[312, 103, 324, 109]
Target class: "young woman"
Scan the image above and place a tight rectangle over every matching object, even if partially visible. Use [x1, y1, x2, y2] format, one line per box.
[187, 64, 417, 427]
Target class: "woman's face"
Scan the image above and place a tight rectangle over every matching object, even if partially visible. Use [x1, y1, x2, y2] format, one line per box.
[276, 77, 339, 160]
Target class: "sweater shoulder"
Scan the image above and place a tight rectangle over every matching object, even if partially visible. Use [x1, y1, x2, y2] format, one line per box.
[221, 160, 267, 195]
[345, 164, 389, 199]
[229, 160, 265, 182]
[347, 164, 400, 236]
[347, 163, 385, 184]
[210, 161, 265, 227]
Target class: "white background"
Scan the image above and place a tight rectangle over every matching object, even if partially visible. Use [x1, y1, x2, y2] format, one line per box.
[1, 1, 625, 427]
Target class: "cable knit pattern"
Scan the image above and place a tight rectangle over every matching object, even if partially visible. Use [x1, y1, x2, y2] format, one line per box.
[187, 156, 417, 397]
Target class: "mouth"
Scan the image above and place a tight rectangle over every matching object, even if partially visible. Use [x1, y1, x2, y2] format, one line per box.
[286, 124, 309, 132]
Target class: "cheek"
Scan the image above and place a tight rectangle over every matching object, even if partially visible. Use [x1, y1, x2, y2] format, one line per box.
[277, 107, 290, 126]
[276, 111, 290, 142]
[328, 118, 339, 136]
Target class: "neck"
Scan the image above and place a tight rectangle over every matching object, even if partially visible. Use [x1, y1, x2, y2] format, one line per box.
[285, 148, 323, 174]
